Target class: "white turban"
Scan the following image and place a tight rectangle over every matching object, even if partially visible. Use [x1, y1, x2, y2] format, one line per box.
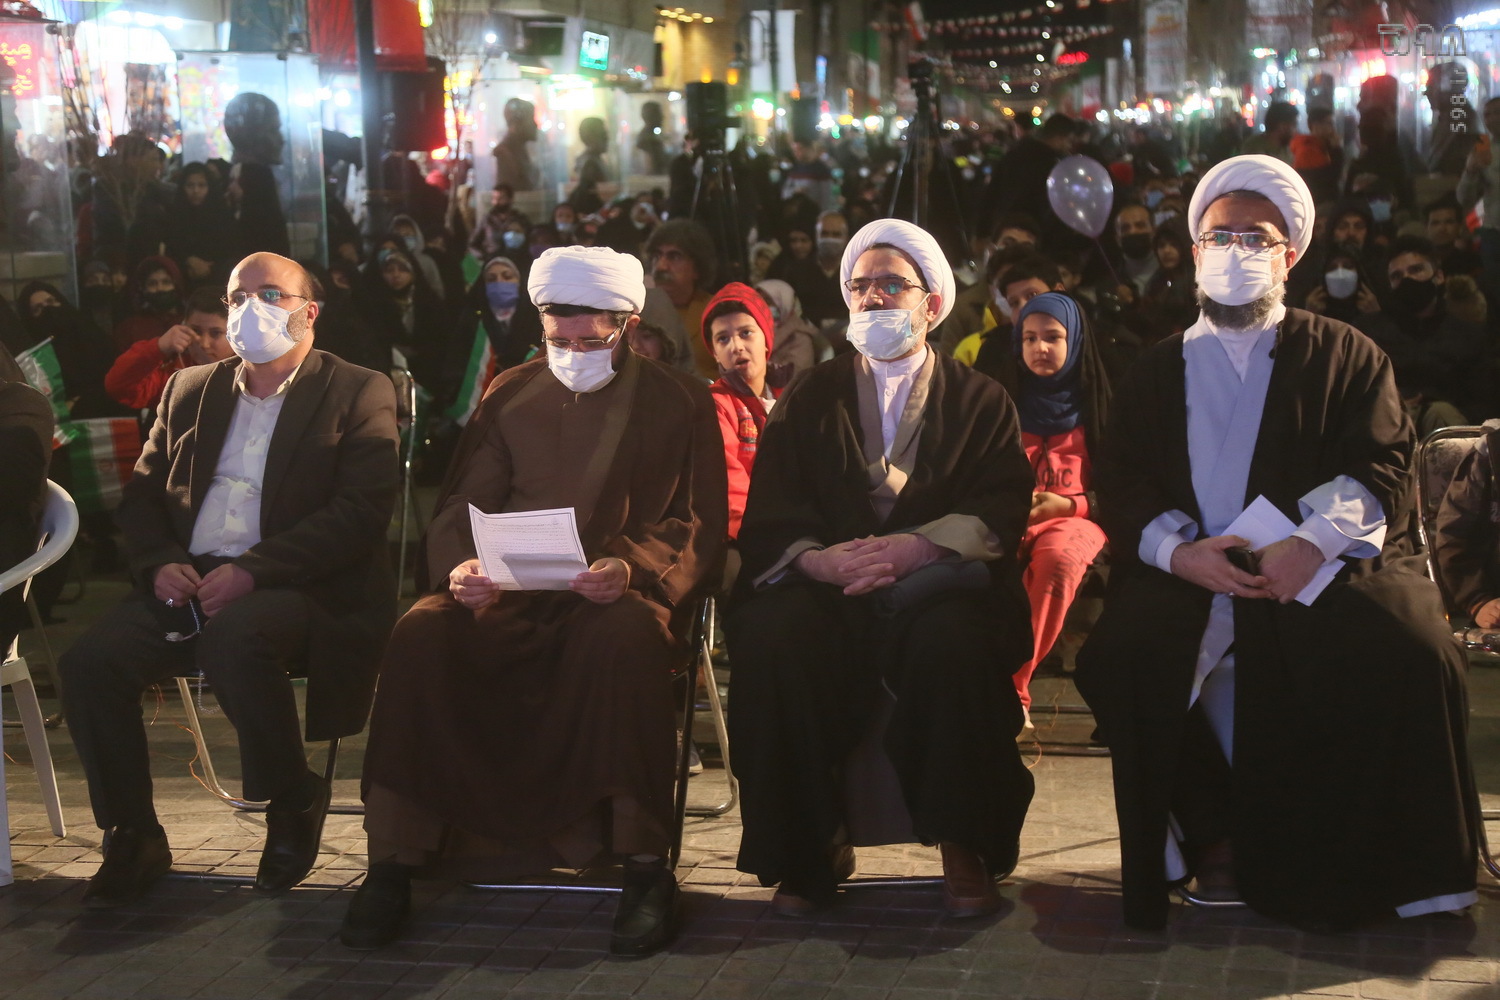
[1187, 153, 1315, 261]
[527, 245, 646, 312]
[839, 219, 956, 326]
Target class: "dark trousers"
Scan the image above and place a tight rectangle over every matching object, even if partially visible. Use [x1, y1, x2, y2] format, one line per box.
[726, 580, 1035, 888]
[58, 588, 312, 831]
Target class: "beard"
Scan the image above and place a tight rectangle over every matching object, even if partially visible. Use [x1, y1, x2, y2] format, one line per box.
[1195, 283, 1285, 330]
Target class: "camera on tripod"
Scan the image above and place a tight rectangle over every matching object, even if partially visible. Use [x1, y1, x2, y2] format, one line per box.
[685, 81, 728, 154]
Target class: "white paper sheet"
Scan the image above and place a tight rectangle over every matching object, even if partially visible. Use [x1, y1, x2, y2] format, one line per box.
[468, 504, 590, 591]
[1223, 495, 1341, 606]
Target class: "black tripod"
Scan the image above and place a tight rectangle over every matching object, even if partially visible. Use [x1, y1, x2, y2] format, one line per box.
[691, 145, 747, 284]
[886, 57, 972, 262]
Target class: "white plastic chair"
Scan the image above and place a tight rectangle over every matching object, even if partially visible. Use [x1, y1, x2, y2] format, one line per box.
[1, 481, 78, 885]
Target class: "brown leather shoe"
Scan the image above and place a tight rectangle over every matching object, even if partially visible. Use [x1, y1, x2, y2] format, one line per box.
[940, 842, 1001, 919]
[770, 844, 857, 917]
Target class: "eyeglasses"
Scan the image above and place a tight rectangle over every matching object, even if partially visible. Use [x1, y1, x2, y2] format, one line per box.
[222, 288, 310, 309]
[844, 275, 930, 297]
[542, 324, 626, 353]
[1197, 231, 1288, 253]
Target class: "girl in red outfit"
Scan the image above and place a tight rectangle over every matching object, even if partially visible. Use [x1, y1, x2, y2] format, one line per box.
[700, 282, 784, 541]
[1011, 292, 1112, 720]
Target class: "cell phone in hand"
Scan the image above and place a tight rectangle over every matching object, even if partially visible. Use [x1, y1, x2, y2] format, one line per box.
[1225, 546, 1260, 574]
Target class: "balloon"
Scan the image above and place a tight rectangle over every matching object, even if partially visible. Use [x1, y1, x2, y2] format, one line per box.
[1046, 155, 1115, 239]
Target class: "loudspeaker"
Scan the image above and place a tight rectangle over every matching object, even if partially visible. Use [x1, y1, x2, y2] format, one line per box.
[382, 57, 447, 152]
[789, 98, 819, 144]
[685, 81, 727, 143]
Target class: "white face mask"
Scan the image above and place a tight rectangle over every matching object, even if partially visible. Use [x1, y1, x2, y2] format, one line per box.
[1325, 266, 1358, 300]
[546, 343, 617, 393]
[227, 296, 307, 364]
[1195, 244, 1281, 307]
[992, 292, 1014, 321]
[846, 302, 925, 361]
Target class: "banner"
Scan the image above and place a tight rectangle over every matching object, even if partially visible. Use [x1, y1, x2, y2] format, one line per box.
[445, 322, 498, 427]
[15, 338, 78, 447]
[1144, 0, 1187, 97]
[58, 417, 142, 515]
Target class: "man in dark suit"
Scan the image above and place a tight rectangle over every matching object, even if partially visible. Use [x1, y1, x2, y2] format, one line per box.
[59, 253, 401, 908]
[0, 343, 53, 653]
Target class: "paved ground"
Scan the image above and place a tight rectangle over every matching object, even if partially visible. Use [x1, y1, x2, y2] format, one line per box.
[3, 568, 1500, 999]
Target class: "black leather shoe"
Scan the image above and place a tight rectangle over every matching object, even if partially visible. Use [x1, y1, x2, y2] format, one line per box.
[610, 865, 680, 957]
[340, 867, 412, 950]
[255, 773, 331, 893]
[82, 826, 172, 909]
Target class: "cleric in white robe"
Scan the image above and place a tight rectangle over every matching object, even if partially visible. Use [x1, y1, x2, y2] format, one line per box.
[1076, 154, 1479, 932]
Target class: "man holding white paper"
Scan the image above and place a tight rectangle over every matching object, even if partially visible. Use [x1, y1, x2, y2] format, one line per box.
[344, 246, 726, 958]
[1077, 155, 1477, 932]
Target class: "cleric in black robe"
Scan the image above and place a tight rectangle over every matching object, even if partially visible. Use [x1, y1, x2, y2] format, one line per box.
[728, 219, 1036, 919]
[1433, 423, 1500, 629]
[1076, 154, 1477, 932]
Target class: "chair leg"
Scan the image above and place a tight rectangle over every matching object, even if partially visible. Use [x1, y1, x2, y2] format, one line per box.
[0, 717, 12, 886]
[23, 595, 63, 729]
[173, 678, 365, 816]
[1480, 815, 1500, 881]
[1174, 884, 1249, 908]
[166, 736, 345, 886]
[686, 638, 738, 818]
[9, 664, 64, 837]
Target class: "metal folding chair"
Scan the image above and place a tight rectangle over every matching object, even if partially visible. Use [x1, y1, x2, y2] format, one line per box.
[2, 483, 78, 885]
[391, 368, 420, 599]
[687, 596, 736, 817]
[466, 595, 714, 894]
[165, 677, 352, 886]
[1413, 423, 1500, 881]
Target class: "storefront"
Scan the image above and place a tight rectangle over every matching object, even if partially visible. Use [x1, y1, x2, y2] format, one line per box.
[0, 12, 75, 302]
[468, 16, 665, 221]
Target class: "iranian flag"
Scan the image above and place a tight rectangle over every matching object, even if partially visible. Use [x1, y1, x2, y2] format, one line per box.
[58, 417, 144, 515]
[445, 322, 498, 426]
[15, 338, 79, 447]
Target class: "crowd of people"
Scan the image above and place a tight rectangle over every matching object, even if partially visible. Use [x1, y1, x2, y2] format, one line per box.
[3, 96, 1500, 962]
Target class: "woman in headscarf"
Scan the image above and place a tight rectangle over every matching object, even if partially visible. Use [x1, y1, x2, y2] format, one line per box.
[110, 255, 185, 354]
[1301, 241, 1384, 334]
[1010, 292, 1111, 722]
[701, 282, 782, 541]
[753, 278, 822, 373]
[448, 255, 543, 414]
[355, 244, 455, 404]
[162, 162, 236, 292]
[16, 280, 127, 418]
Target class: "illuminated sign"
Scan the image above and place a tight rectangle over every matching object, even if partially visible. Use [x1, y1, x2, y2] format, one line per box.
[0, 39, 38, 98]
[580, 30, 610, 72]
[1057, 51, 1089, 66]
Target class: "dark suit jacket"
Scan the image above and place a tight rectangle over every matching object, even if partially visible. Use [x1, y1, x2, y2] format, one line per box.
[117, 348, 400, 740]
[0, 379, 53, 652]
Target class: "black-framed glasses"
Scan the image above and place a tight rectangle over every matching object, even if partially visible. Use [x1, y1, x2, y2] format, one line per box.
[222, 288, 310, 309]
[542, 323, 626, 353]
[844, 275, 930, 297]
[1197, 231, 1288, 253]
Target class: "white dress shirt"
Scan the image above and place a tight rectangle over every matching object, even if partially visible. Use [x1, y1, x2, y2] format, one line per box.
[188, 364, 302, 558]
[868, 346, 929, 457]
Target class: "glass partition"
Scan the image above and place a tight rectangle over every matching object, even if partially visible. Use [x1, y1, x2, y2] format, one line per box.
[177, 50, 326, 264]
[0, 16, 76, 304]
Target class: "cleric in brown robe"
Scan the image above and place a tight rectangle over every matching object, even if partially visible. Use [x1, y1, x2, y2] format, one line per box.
[728, 219, 1037, 919]
[341, 246, 726, 957]
[1076, 155, 1477, 932]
